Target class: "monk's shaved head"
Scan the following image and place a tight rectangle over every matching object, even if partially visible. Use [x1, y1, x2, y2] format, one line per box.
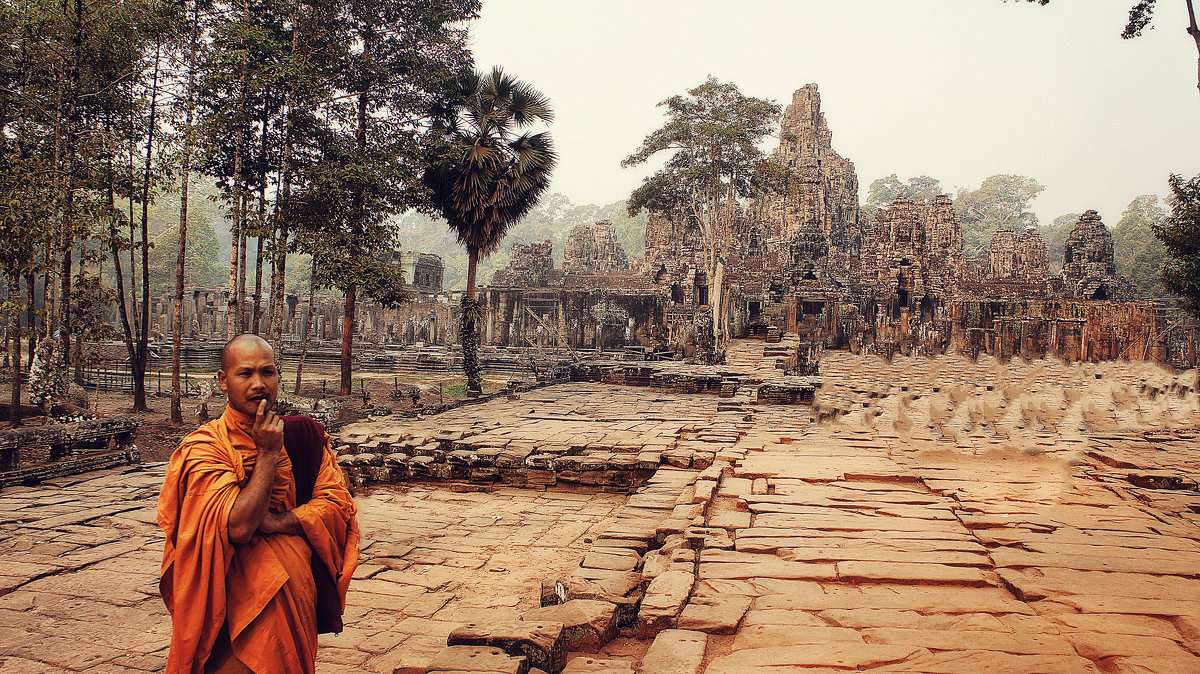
[218, 334, 280, 416]
[221, 334, 274, 371]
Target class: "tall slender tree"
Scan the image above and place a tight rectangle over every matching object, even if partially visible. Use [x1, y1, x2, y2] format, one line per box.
[423, 67, 556, 394]
[172, 0, 203, 423]
[623, 77, 779, 358]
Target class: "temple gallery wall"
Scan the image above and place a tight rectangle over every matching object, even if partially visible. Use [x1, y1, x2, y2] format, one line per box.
[143, 84, 1197, 369]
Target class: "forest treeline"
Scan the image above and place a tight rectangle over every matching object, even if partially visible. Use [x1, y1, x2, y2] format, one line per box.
[0, 0, 484, 420]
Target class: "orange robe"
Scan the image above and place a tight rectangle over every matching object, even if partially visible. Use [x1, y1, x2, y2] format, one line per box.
[158, 406, 359, 674]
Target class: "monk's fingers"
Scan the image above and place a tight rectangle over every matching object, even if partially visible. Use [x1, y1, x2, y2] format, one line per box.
[254, 399, 267, 426]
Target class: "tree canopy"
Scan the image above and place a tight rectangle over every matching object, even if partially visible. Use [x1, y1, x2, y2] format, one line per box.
[1154, 174, 1200, 314]
[624, 76, 781, 221]
[1113, 195, 1168, 297]
[864, 174, 945, 212]
[954, 174, 1046, 257]
[423, 66, 556, 394]
[622, 76, 780, 356]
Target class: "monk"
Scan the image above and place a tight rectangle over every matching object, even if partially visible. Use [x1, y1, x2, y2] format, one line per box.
[158, 334, 359, 673]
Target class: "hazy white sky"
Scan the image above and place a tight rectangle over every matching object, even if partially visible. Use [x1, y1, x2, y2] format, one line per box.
[470, 0, 1200, 228]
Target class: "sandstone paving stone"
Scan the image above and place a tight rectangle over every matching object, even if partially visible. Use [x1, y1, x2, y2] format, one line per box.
[1048, 595, 1200, 616]
[740, 608, 842, 627]
[730, 624, 864, 650]
[777, 546, 990, 566]
[1109, 655, 1200, 674]
[698, 560, 838, 581]
[991, 548, 1200, 575]
[1064, 631, 1196, 660]
[817, 608, 1049, 633]
[675, 593, 751, 634]
[867, 650, 1103, 674]
[425, 645, 530, 674]
[520, 599, 617, 653]
[579, 550, 639, 571]
[560, 655, 635, 673]
[860, 627, 1077, 655]
[447, 620, 567, 673]
[998, 567, 1200, 602]
[634, 570, 694, 639]
[637, 629, 706, 674]
[752, 585, 1035, 614]
[836, 560, 992, 585]
[704, 643, 928, 673]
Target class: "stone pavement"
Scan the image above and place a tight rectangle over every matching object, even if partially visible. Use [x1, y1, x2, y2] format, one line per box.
[0, 466, 627, 672]
[2, 342, 1200, 673]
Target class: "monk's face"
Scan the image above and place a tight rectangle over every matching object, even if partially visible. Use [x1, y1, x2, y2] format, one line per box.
[218, 339, 279, 417]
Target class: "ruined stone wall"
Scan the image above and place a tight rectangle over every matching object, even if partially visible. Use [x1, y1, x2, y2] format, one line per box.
[949, 299, 1183, 363]
[147, 285, 458, 349]
[479, 287, 669, 353]
[490, 240, 555, 287]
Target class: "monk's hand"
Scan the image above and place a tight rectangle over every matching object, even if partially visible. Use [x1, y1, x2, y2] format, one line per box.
[260, 510, 303, 536]
[252, 399, 284, 456]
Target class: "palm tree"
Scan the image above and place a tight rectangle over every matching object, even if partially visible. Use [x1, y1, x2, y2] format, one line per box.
[423, 67, 556, 395]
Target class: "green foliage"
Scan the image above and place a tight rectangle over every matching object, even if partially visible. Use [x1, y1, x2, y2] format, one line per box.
[148, 214, 225, 294]
[864, 174, 945, 212]
[623, 76, 781, 223]
[1016, 1, 1159, 40]
[423, 65, 555, 394]
[954, 174, 1045, 257]
[289, 0, 479, 304]
[423, 67, 557, 257]
[1041, 212, 1080, 271]
[1154, 174, 1200, 315]
[1112, 195, 1167, 297]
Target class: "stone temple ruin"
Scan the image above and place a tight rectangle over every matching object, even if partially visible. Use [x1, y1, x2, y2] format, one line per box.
[472, 84, 1192, 365]
[136, 83, 1196, 371]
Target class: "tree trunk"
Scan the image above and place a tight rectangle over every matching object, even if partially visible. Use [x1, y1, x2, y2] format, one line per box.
[9, 275, 21, 427]
[340, 282, 355, 396]
[131, 45, 162, 413]
[227, 0, 250, 340]
[461, 246, 482, 395]
[1186, 0, 1200, 105]
[237, 200, 248, 334]
[252, 235, 264, 333]
[271, 224, 287, 346]
[172, 1, 198, 424]
[267, 7, 302, 351]
[294, 256, 316, 395]
[25, 272, 35, 365]
[226, 205, 241, 338]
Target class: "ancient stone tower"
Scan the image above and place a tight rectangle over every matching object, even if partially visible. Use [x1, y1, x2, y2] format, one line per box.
[1061, 211, 1134, 300]
[750, 84, 861, 280]
[564, 221, 629, 274]
[863, 195, 964, 314]
[982, 227, 1049, 284]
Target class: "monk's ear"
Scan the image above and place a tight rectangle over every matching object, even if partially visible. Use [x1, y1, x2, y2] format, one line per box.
[217, 369, 229, 394]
